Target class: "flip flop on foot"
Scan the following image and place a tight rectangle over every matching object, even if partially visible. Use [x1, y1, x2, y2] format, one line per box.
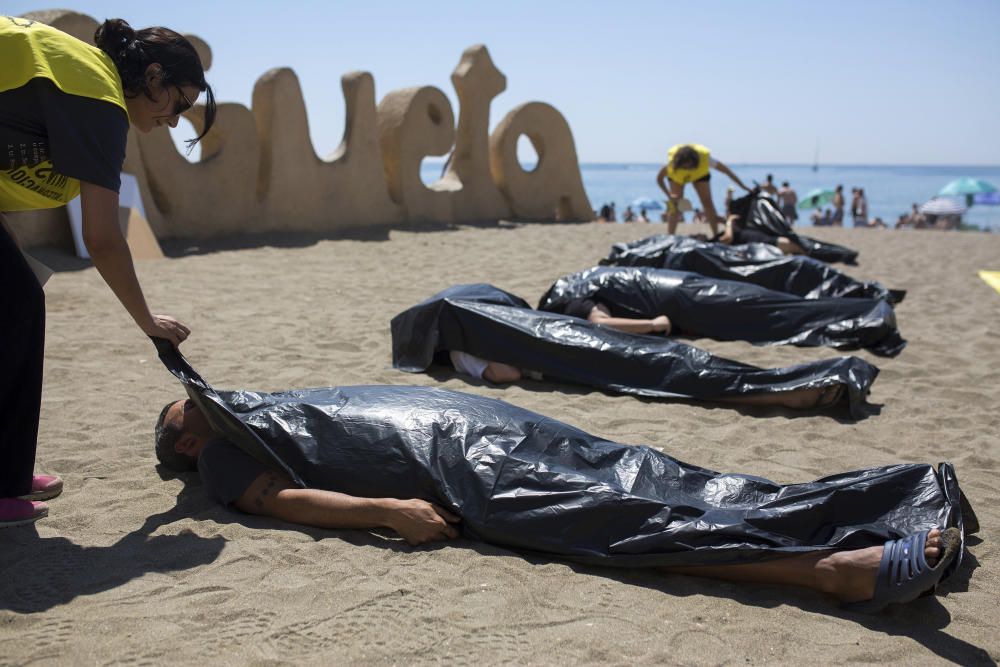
[843, 527, 961, 613]
[18, 474, 63, 502]
[0, 498, 49, 529]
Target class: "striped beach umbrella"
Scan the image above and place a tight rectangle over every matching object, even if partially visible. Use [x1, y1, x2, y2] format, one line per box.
[918, 197, 967, 216]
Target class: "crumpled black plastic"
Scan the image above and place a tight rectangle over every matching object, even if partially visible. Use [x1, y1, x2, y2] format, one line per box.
[391, 284, 878, 417]
[538, 267, 906, 357]
[601, 234, 905, 303]
[154, 338, 972, 570]
[729, 189, 859, 264]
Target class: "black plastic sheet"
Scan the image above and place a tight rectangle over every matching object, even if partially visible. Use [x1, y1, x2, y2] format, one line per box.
[154, 339, 970, 569]
[391, 284, 878, 417]
[729, 190, 859, 265]
[601, 234, 905, 303]
[539, 267, 906, 357]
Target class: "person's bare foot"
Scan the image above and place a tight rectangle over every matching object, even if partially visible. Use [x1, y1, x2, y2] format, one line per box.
[816, 528, 943, 602]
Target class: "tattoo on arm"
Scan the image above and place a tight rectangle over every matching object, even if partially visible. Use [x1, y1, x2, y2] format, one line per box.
[253, 473, 279, 510]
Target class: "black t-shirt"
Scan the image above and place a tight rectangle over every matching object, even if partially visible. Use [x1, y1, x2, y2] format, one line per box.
[0, 77, 128, 192]
[198, 439, 270, 506]
[561, 297, 598, 320]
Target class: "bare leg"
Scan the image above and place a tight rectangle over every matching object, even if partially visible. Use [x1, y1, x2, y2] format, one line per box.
[692, 180, 720, 236]
[777, 237, 806, 255]
[718, 385, 837, 410]
[667, 180, 685, 235]
[661, 529, 942, 603]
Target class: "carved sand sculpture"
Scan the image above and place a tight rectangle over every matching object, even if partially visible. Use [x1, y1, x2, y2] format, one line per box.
[7, 9, 593, 250]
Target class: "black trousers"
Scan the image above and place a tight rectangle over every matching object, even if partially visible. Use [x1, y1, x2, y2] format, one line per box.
[0, 222, 45, 497]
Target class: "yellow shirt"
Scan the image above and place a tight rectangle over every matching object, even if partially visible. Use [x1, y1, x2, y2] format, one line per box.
[0, 16, 127, 211]
[666, 144, 711, 184]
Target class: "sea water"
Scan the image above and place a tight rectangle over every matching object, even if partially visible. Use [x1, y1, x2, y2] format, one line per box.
[422, 162, 1000, 231]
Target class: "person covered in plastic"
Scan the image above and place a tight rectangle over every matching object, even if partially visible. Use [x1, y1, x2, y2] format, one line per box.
[656, 143, 751, 236]
[153, 387, 966, 614]
[717, 211, 807, 255]
[538, 267, 906, 357]
[599, 234, 903, 303]
[0, 16, 214, 527]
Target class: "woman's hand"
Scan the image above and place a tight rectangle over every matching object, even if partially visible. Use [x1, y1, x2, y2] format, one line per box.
[141, 314, 190, 346]
[387, 499, 461, 545]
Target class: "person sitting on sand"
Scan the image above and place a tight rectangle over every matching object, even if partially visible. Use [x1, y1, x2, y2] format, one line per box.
[656, 144, 751, 236]
[153, 383, 966, 614]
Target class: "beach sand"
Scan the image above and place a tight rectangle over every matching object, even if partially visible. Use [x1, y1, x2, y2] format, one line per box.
[1, 222, 998, 665]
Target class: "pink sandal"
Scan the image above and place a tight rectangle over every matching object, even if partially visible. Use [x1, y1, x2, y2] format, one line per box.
[18, 474, 63, 502]
[0, 498, 48, 528]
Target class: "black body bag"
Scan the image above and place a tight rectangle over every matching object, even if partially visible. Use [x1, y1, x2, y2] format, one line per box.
[729, 190, 859, 265]
[392, 283, 878, 417]
[538, 267, 906, 357]
[154, 338, 972, 569]
[601, 234, 904, 303]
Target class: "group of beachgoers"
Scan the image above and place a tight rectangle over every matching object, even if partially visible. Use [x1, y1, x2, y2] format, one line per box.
[1, 16, 975, 617]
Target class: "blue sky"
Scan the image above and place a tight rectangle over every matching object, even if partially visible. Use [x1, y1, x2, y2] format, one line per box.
[9, 0, 999, 165]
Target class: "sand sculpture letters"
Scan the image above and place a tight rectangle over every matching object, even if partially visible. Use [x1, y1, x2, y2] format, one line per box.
[18, 10, 592, 243]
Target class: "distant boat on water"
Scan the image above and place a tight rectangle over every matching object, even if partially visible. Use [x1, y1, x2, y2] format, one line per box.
[812, 140, 820, 172]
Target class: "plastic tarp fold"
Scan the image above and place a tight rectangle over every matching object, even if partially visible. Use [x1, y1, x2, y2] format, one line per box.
[391, 284, 877, 417]
[730, 190, 859, 264]
[538, 267, 906, 357]
[601, 234, 905, 303]
[154, 339, 971, 570]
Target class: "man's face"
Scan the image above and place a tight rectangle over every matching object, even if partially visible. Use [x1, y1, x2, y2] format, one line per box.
[164, 398, 215, 458]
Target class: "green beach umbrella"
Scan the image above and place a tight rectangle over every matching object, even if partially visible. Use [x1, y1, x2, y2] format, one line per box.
[938, 178, 998, 208]
[797, 187, 836, 209]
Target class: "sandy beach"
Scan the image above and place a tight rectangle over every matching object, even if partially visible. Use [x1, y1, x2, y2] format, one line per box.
[1, 222, 998, 665]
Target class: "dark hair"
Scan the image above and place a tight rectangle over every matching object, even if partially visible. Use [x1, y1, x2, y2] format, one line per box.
[781, 181, 789, 187]
[671, 145, 700, 170]
[94, 18, 216, 149]
[154, 400, 197, 472]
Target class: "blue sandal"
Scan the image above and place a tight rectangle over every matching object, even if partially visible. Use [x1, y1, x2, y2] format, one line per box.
[842, 527, 961, 613]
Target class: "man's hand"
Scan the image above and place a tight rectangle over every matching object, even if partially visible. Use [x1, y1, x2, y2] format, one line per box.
[387, 499, 461, 545]
[141, 313, 191, 346]
[651, 315, 672, 335]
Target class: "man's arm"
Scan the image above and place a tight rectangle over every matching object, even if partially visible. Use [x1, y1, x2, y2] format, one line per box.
[589, 303, 671, 335]
[711, 160, 750, 191]
[234, 471, 461, 546]
[79, 181, 190, 346]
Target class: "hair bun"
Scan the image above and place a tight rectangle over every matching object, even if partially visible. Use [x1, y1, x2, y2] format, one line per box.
[94, 18, 137, 53]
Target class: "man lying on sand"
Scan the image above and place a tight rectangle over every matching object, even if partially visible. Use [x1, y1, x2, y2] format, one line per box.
[153, 363, 969, 613]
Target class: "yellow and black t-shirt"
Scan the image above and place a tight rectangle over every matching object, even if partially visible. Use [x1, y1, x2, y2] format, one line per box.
[1, 16, 129, 212]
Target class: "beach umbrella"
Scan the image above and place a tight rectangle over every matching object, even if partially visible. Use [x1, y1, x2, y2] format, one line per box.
[918, 197, 966, 216]
[631, 197, 664, 210]
[938, 178, 997, 197]
[938, 178, 998, 208]
[797, 187, 836, 209]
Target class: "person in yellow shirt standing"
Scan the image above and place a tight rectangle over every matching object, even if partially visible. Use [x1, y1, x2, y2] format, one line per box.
[656, 144, 750, 236]
[0, 16, 216, 527]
